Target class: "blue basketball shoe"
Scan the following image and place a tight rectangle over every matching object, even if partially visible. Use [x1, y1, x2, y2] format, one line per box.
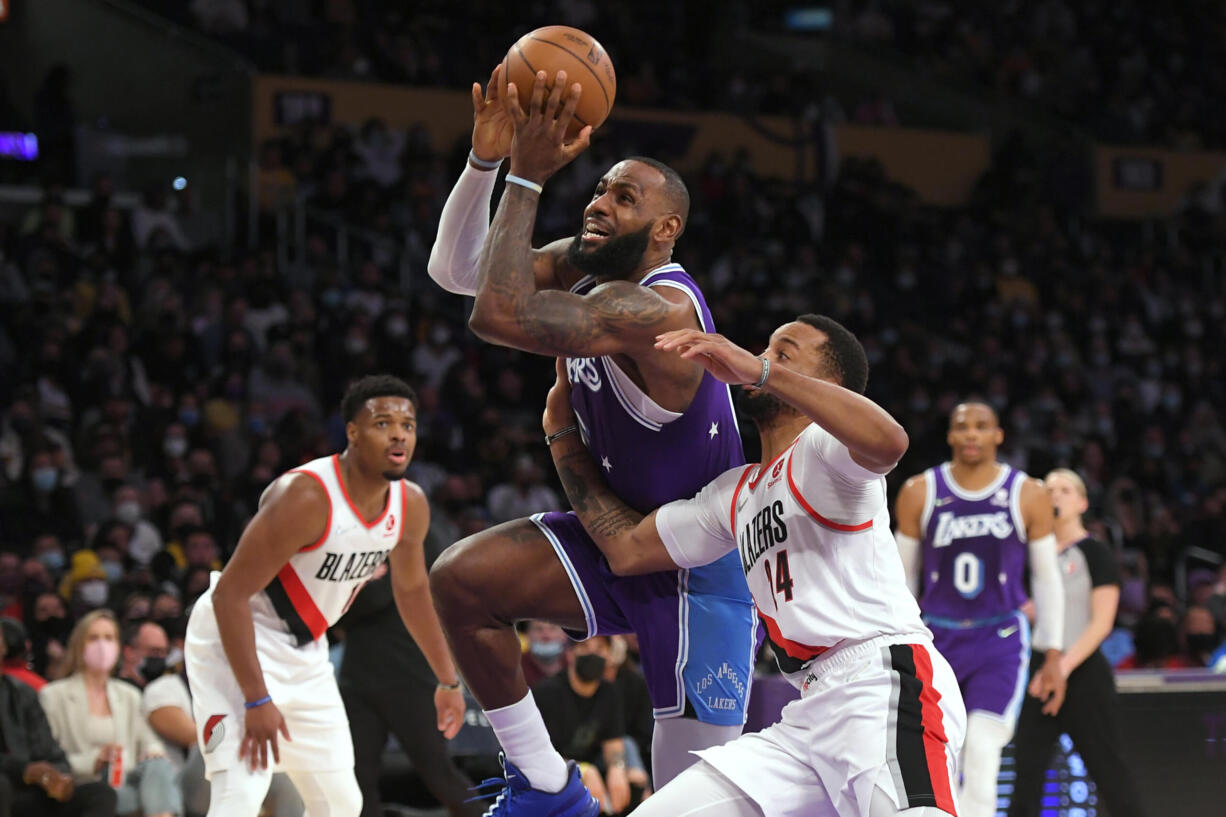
[473, 754, 600, 817]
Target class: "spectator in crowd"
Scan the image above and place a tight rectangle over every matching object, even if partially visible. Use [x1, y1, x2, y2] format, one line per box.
[534, 636, 631, 815]
[602, 636, 654, 800]
[1180, 605, 1222, 667]
[520, 620, 568, 689]
[485, 453, 562, 524]
[39, 610, 182, 817]
[27, 591, 72, 681]
[116, 620, 169, 691]
[0, 628, 118, 817]
[1, 618, 47, 692]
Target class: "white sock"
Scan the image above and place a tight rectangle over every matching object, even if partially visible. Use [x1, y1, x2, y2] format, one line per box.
[484, 691, 569, 793]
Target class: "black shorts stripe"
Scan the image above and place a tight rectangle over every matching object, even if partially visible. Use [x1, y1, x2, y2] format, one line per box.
[764, 634, 811, 674]
[889, 644, 939, 809]
[264, 577, 316, 647]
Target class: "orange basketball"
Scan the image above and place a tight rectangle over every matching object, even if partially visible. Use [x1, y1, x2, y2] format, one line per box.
[502, 25, 617, 139]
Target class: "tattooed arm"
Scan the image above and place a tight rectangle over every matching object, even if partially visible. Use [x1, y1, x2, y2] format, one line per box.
[469, 186, 691, 356]
[542, 361, 735, 575]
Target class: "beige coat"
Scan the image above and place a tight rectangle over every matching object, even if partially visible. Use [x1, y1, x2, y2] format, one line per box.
[39, 675, 167, 780]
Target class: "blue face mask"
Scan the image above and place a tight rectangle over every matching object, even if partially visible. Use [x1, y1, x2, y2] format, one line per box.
[39, 550, 66, 572]
[31, 467, 58, 493]
[101, 561, 124, 584]
[179, 409, 200, 427]
[530, 640, 565, 661]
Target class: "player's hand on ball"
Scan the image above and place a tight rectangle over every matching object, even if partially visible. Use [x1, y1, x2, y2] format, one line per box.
[504, 70, 592, 185]
[240, 701, 291, 771]
[435, 685, 466, 739]
[543, 358, 576, 437]
[471, 63, 513, 164]
[656, 329, 763, 387]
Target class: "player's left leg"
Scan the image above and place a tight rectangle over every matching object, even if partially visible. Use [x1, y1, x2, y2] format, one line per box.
[650, 718, 742, 787]
[957, 615, 1029, 817]
[628, 552, 756, 786]
[628, 760, 766, 817]
[286, 768, 362, 817]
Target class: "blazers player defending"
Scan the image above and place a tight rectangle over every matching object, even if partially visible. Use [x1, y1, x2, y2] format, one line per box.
[544, 317, 967, 817]
[893, 403, 1065, 817]
[184, 376, 464, 817]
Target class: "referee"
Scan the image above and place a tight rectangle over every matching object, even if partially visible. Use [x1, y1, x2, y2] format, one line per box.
[1007, 469, 1147, 817]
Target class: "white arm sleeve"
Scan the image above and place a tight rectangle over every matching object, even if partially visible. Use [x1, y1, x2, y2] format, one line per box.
[655, 468, 743, 569]
[895, 531, 922, 598]
[426, 162, 500, 296]
[1028, 532, 1064, 651]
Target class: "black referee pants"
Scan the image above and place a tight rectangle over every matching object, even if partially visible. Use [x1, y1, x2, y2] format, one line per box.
[342, 682, 486, 817]
[1007, 649, 1146, 817]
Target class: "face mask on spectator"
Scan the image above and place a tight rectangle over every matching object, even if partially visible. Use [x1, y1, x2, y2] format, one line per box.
[127, 536, 159, 566]
[345, 337, 368, 355]
[138, 655, 167, 682]
[163, 436, 188, 459]
[178, 408, 200, 427]
[165, 646, 183, 669]
[1187, 633, 1217, 658]
[573, 654, 606, 682]
[248, 416, 267, 435]
[115, 501, 142, 524]
[101, 561, 124, 584]
[82, 639, 119, 673]
[530, 640, 565, 662]
[386, 316, 409, 338]
[39, 550, 66, 572]
[32, 467, 58, 493]
[78, 580, 109, 608]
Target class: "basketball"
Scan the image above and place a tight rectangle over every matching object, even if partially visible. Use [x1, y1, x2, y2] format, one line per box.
[502, 25, 617, 139]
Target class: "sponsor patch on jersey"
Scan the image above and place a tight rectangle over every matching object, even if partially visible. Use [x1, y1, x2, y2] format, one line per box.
[203, 714, 226, 753]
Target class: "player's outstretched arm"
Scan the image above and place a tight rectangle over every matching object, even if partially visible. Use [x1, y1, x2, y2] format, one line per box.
[543, 362, 676, 575]
[428, 64, 570, 297]
[212, 473, 328, 768]
[656, 329, 909, 473]
[387, 484, 465, 739]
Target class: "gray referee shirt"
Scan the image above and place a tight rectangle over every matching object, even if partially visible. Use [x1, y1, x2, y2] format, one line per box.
[1057, 537, 1120, 652]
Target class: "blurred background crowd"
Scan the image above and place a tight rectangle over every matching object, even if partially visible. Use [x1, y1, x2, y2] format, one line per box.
[1, 0, 1226, 814]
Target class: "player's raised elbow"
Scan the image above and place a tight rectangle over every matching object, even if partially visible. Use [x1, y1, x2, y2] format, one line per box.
[881, 422, 909, 465]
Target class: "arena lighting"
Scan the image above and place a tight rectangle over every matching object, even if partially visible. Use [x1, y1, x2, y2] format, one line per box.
[0, 133, 38, 161]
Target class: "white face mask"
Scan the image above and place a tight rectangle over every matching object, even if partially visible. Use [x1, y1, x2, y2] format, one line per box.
[163, 437, 188, 459]
[115, 501, 142, 524]
[77, 580, 109, 608]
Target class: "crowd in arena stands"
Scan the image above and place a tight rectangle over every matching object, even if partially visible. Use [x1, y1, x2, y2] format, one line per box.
[129, 0, 1226, 145]
[840, 0, 1226, 147]
[2, 86, 1226, 806]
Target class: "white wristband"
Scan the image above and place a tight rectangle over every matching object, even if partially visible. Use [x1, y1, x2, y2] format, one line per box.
[468, 150, 502, 170]
[505, 174, 543, 194]
[750, 357, 771, 389]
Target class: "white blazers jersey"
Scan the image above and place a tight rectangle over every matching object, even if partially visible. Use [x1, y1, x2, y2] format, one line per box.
[656, 423, 929, 687]
[254, 454, 404, 646]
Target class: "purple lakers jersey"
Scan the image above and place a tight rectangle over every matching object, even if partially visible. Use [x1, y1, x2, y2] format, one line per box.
[918, 463, 1030, 621]
[565, 263, 746, 514]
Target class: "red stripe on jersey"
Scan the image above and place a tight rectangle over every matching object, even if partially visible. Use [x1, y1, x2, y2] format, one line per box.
[203, 714, 225, 745]
[729, 465, 755, 531]
[275, 564, 328, 641]
[910, 643, 957, 815]
[786, 454, 873, 532]
[747, 438, 800, 490]
[757, 606, 829, 661]
[287, 469, 331, 552]
[331, 454, 392, 529]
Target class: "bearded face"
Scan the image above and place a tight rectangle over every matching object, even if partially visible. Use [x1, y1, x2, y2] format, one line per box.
[567, 223, 652, 279]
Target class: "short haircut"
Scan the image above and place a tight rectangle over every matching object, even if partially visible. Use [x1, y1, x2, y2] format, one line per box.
[341, 375, 418, 422]
[949, 400, 998, 427]
[796, 314, 869, 394]
[626, 156, 690, 230]
[1045, 468, 1087, 498]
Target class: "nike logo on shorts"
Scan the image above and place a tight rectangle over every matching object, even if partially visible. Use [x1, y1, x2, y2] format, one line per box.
[997, 624, 1018, 638]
